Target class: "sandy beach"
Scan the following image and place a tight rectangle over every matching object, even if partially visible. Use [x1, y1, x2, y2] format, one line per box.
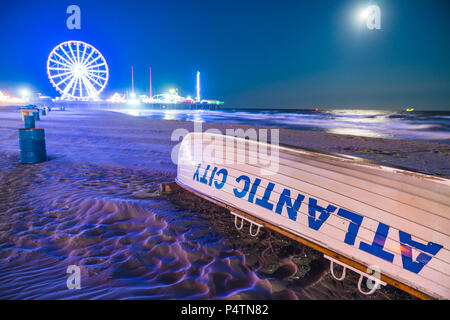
[1, 105, 448, 299]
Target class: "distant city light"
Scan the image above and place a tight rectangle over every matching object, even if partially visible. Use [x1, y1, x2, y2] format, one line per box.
[0, 90, 10, 103]
[19, 88, 31, 97]
[127, 99, 140, 105]
[201, 99, 224, 105]
[0, 90, 28, 103]
[107, 92, 126, 103]
[127, 91, 140, 105]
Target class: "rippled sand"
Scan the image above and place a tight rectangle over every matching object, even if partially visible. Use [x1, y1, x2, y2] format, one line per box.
[1, 106, 442, 299]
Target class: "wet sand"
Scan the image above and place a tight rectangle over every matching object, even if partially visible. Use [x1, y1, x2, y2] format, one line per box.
[1, 106, 448, 299]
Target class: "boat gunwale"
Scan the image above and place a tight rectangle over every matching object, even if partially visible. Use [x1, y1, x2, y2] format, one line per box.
[185, 132, 450, 182]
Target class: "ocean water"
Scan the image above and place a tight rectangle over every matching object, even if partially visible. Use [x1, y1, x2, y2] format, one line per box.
[116, 108, 450, 143]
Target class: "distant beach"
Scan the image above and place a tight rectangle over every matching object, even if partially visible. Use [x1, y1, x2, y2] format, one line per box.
[1, 105, 449, 299]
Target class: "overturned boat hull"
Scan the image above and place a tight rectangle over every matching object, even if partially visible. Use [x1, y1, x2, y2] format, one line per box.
[176, 132, 450, 299]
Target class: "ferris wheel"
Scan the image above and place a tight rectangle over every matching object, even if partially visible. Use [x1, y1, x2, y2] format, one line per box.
[47, 41, 109, 100]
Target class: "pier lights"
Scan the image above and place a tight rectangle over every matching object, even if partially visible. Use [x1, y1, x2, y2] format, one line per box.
[72, 63, 87, 78]
[127, 91, 140, 105]
[196, 71, 201, 102]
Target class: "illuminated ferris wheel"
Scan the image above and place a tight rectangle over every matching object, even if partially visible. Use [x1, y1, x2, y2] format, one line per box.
[47, 41, 109, 100]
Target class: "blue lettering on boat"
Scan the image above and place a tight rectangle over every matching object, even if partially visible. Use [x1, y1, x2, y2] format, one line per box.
[255, 182, 275, 211]
[233, 175, 251, 198]
[359, 222, 395, 262]
[399, 231, 443, 274]
[208, 167, 218, 186]
[337, 208, 364, 246]
[214, 168, 227, 189]
[307, 198, 337, 231]
[192, 163, 201, 181]
[200, 165, 210, 184]
[191, 163, 444, 274]
[275, 188, 304, 221]
[248, 178, 261, 203]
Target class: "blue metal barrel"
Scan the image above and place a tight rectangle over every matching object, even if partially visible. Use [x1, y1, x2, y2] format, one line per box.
[33, 110, 40, 121]
[41, 108, 46, 116]
[18, 128, 47, 164]
[24, 115, 35, 129]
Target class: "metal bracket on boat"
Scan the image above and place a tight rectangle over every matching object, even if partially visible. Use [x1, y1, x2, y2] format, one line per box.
[324, 255, 387, 295]
[231, 212, 263, 237]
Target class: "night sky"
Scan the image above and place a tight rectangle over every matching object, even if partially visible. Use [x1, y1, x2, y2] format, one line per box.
[0, 0, 449, 109]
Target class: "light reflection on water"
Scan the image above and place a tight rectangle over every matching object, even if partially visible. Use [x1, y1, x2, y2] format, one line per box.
[326, 128, 386, 138]
[111, 108, 450, 143]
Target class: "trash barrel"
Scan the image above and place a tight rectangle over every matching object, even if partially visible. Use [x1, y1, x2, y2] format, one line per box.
[41, 108, 46, 116]
[24, 115, 35, 129]
[18, 128, 47, 164]
[33, 110, 40, 121]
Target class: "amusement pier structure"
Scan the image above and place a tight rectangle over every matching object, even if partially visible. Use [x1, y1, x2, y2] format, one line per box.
[40, 40, 223, 110]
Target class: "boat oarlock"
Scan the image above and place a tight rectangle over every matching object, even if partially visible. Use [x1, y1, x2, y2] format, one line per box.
[231, 212, 263, 237]
[325, 255, 387, 295]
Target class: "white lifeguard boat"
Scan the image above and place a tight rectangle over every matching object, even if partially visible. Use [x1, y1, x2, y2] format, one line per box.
[175, 132, 450, 299]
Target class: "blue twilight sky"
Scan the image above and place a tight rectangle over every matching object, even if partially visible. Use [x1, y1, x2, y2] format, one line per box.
[0, 0, 449, 109]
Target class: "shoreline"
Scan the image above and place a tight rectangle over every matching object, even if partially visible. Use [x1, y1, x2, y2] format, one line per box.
[3, 106, 449, 176]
